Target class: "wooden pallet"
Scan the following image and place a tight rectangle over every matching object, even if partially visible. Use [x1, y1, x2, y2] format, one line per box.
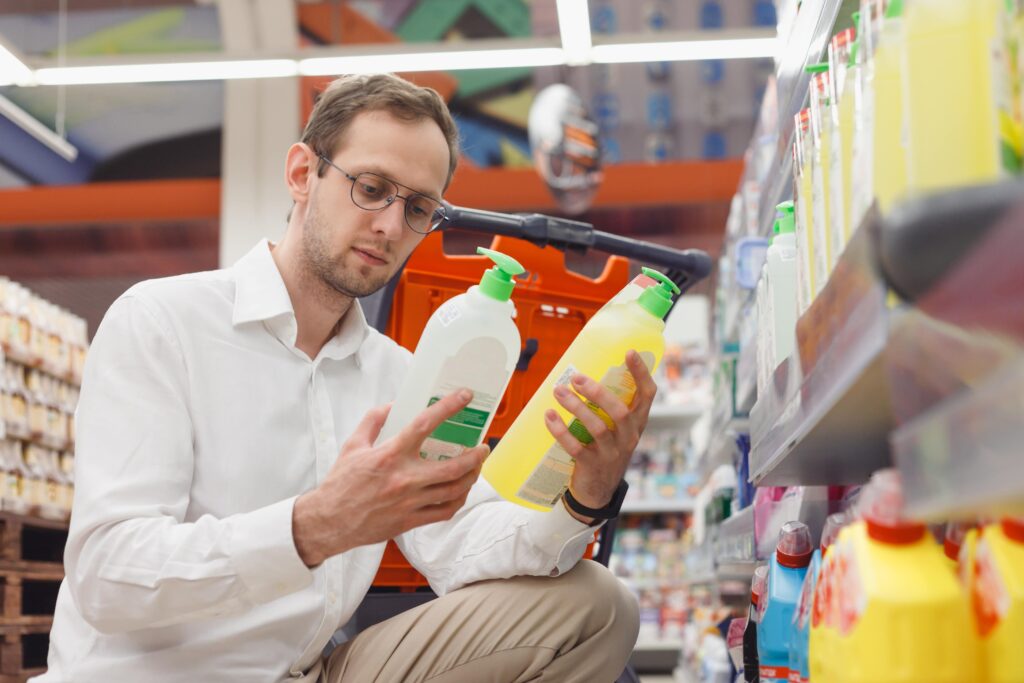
[0, 514, 67, 682]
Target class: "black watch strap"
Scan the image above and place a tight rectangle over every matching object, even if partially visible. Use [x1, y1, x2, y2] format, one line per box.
[563, 479, 629, 521]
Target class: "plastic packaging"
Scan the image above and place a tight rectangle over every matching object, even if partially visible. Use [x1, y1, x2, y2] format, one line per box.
[828, 28, 857, 262]
[970, 517, 1024, 683]
[793, 109, 816, 315]
[824, 469, 979, 683]
[765, 202, 798, 374]
[758, 522, 813, 683]
[378, 248, 524, 460]
[807, 66, 833, 293]
[482, 268, 679, 510]
[744, 565, 769, 683]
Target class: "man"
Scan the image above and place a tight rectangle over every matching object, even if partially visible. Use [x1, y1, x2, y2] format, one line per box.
[40, 74, 655, 682]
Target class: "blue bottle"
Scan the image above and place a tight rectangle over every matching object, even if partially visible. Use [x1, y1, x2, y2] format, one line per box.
[757, 521, 813, 683]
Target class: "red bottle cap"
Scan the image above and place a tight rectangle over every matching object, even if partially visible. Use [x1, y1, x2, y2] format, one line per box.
[858, 469, 927, 545]
[776, 521, 814, 568]
[1002, 517, 1024, 544]
[943, 522, 976, 560]
[750, 565, 768, 606]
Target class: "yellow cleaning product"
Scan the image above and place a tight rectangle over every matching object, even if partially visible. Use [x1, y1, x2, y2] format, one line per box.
[793, 108, 816, 314]
[903, 0, 1021, 195]
[827, 469, 979, 683]
[850, 0, 886, 227]
[808, 66, 833, 294]
[872, 0, 909, 214]
[482, 268, 679, 511]
[829, 28, 857, 256]
[970, 518, 1024, 683]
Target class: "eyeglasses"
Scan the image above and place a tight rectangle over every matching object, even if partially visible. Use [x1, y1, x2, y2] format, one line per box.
[318, 155, 448, 234]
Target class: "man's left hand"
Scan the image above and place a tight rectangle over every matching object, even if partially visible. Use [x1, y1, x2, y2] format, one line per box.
[544, 350, 658, 524]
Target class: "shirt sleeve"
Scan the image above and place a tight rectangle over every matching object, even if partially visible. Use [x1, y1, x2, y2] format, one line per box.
[64, 294, 312, 635]
[394, 477, 601, 595]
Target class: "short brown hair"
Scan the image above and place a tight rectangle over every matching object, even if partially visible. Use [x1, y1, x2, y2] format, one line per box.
[301, 73, 460, 190]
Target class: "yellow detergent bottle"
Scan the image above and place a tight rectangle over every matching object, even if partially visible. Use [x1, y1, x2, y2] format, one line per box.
[806, 511, 851, 683]
[807, 66, 833, 292]
[943, 521, 978, 575]
[903, 0, 1022, 195]
[829, 28, 857, 254]
[872, 0, 909, 214]
[794, 108, 817, 313]
[482, 268, 679, 511]
[827, 469, 980, 683]
[970, 518, 1024, 683]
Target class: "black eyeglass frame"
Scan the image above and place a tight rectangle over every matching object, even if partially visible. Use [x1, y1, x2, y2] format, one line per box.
[317, 154, 448, 234]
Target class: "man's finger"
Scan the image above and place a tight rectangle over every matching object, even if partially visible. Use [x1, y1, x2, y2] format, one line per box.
[391, 389, 473, 452]
[570, 373, 631, 426]
[543, 409, 586, 459]
[626, 350, 658, 411]
[417, 457, 483, 506]
[415, 444, 489, 488]
[345, 404, 392, 449]
[553, 385, 611, 443]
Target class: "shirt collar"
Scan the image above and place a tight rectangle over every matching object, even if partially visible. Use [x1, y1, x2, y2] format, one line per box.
[231, 239, 370, 363]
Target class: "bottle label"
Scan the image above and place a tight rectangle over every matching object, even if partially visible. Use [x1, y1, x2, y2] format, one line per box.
[828, 117, 846, 268]
[419, 337, 508, 461]
[811, 150, 830, 295]
[759, 665, 790, 682]
[972, 539, 1009, 637]
[515, 353, 655, 508]
[993, 21, 1023, 174]
[436, 299, 463, 328]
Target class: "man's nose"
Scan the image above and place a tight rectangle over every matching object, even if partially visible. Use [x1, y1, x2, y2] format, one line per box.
[372, 198, 407, 240]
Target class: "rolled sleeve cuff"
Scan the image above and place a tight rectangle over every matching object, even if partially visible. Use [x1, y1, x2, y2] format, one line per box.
[228, 496, 313, 602]
[526, 500, 604, 576]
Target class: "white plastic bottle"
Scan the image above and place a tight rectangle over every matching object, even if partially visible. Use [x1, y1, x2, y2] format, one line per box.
[377, 247, 524, 461]
[766, 202, 798, 371]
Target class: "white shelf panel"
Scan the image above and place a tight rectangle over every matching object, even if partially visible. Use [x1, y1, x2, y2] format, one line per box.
[621, 498, 695, 515]
[645, 404, 705, 434]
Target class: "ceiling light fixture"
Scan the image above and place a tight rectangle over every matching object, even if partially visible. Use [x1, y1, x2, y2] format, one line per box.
[0, 36, 35, 86]
[299, 47, 566, 77]
[556, 0, 593, 66]
[34, 58, 300, 86]
[0, 94, 78, 161]
[592, 36, 778, 63]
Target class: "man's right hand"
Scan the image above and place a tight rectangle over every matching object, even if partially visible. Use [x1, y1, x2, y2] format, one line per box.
[292, 389, 489, 567]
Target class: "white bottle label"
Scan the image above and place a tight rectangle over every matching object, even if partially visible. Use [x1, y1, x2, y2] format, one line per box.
[420, 337, 508, 461]
[515, 352, 655, 508]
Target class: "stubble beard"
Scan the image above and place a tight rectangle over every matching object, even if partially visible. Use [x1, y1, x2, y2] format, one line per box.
[300, 201, 392, 301]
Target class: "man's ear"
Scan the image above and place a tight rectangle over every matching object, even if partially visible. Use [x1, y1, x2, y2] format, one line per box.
[285, 143, 316, 205]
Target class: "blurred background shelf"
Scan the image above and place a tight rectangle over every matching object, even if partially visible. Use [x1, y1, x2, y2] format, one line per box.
[621, 499, 696, 515]
[645, 404, 706, 434]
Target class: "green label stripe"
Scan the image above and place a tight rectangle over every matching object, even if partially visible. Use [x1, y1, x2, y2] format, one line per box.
[426, 396, 490, 447]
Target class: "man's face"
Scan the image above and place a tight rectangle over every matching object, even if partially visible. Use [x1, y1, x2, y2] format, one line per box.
[301, 109, 450, 299]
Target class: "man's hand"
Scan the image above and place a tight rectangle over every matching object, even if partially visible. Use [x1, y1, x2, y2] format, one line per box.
[292, 389, 489, 567]
[544, 351, 658, 523]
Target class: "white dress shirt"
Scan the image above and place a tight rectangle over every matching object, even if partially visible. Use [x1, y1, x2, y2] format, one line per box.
[37, 240, 597, 683]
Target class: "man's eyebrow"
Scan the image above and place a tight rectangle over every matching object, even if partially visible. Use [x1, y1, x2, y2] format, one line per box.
[356, 164, 442, 201]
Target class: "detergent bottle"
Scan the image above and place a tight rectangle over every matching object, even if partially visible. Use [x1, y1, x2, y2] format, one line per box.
[758, 522, 814, 683]
[744, 565, 769, 683]
[803, 511, 851, 683]
[872, 0, 909, 214]
[766, 202, 798, 372]
[903, 0, 1021, 195]
[807, 66, 833, 290]
[483, 268, 679, 510]
[970, 517, 1024, 683]
[378, 247, 523, 460]
[828, 28, 857, 258]
[793, 108, 816, 314]
[829, 469, 980, 683]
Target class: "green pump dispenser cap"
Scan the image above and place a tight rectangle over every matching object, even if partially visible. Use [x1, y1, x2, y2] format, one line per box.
[849, 38, 860, 67]
[805, 63, 829, 74]
[637, 267, 681, 319]
[776, 201, 796, 235]
[885, 0, 903, 19]
[476, 247, 525, 301]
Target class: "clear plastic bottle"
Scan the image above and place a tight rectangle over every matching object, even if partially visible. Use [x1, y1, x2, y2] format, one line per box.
[378, 248, 524, 461]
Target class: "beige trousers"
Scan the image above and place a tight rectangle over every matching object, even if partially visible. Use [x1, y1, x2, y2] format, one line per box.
[319, 560, 640, 683]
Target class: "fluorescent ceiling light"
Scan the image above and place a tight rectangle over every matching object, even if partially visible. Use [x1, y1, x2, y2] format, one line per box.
[556, 0, 592, 66]
[0, 94, 78, 161]
[593, 37, 777, 63]
[0, 36, 34, 86]
[34, 58, 299, 86]
[300, 47, 565, 76]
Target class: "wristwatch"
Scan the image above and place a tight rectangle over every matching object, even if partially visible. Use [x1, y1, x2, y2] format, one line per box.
[563, 479, 629, 521]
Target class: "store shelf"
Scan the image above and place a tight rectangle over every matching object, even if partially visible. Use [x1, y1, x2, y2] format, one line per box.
[749, 212, 896, 486]
[634, 639, 684, 652]
[895, 354, 1024, 520]
[617, 576, 688, 591]
[695, 416, 747, 477]
[713, 506, 756, 564]
[621, 498, 695, 515]
[756, 0, 846, 237]
[645, 404, 705, 434]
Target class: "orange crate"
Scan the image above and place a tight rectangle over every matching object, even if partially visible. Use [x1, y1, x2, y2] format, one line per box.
[374, 234, 630, 589]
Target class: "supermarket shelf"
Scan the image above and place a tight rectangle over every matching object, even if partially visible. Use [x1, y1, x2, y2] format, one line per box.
[749, 212, 895, 485]
[1, 344, 81, 387]
[757, 0, 846, 237]
[621, 498, 695, 515]
[695, 417, 747, 477]
[645, 403, 705, 434]
[1, 422, 74, 453]
[895, 354, 1024, 520]
[713, 506, 756, 564]
[617, 576, 689, 591]
[634, 639, 684, 652]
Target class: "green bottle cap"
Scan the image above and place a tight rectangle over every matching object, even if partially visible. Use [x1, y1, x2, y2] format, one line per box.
[805, 63, 829, 74]
[637, 267, 681, 319]
[476, 247, 525, 301]
[885, 0, 903, 19]
[776, 201, 796, 235]
[849, 38, 860, 67]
